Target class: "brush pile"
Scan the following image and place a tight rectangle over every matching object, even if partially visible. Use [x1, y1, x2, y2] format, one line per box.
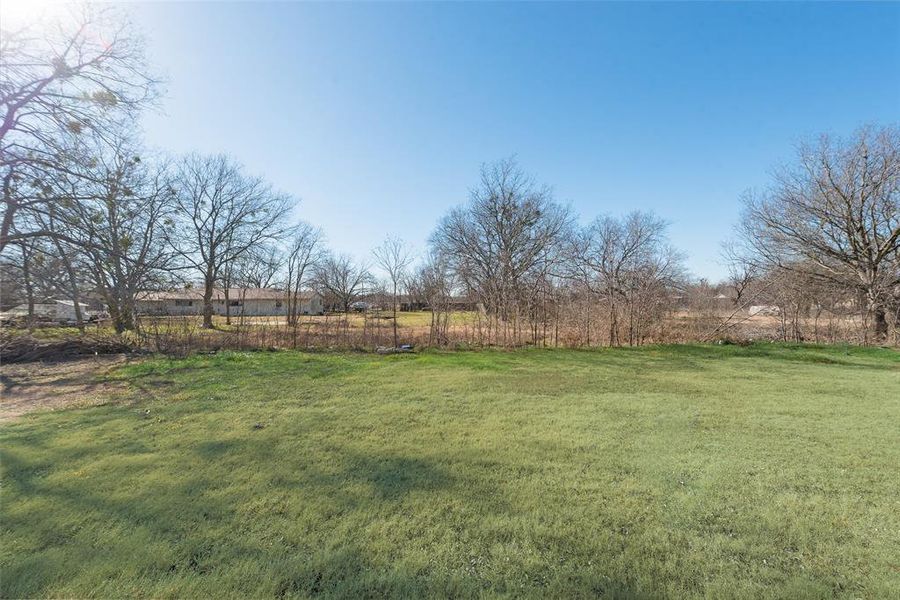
[0, 333, 141, 363]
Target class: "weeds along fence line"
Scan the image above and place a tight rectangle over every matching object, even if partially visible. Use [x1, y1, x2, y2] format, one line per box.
[137, 314, 439, 355]
[3, 307, 892, 364]
[118, 308, 900, 358]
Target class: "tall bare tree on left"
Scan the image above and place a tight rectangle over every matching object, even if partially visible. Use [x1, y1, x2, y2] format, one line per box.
[47, 128, 178, 333]
[0, 4, 159, 252]
[168, 154, 294, 328]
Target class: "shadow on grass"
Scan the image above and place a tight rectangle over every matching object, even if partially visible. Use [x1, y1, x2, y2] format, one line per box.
[4, 418, 657, 597]
[349, 454, 454, 499]
[4, 430, 584, 598]
[9, 343, 883, 597]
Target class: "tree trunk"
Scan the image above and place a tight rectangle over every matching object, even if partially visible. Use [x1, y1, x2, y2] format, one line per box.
[608, 302, 619, 347]
[0, 173, 17, 254]
[203, 275, 215, 328]
[108, 303, 124, 334]
[239, 288, 247, 328]
[48, 206, 86, 333]
[224, 285, 231, 326]
[58, 248, 85, 333]
[430, 310, 435, 346]
[21, 244, 34, 333]
[628, 294, 635, 346]
[873, 305, 888, 342]
[117, 304, 136, 333]
[392, 282, 399, 348]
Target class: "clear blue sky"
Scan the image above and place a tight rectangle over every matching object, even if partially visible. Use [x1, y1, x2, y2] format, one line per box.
[127, 1, 899, 281]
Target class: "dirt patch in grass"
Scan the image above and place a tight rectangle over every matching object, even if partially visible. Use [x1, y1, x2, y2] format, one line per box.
[0, 355, 135, 421]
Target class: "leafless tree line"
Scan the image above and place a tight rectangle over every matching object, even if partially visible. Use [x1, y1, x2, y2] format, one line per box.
[428, 158, 687, 347]
[1, 6, 897, 348]
[0, 7, 309, 333]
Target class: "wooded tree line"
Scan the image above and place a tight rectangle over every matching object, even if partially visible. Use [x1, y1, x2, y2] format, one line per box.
[2, 6, 898, 345]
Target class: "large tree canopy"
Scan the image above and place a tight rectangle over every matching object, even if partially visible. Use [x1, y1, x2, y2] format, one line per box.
[0, 4, 158, 251]
[431, 158, 572, 320]
[739, 125, 900, 339]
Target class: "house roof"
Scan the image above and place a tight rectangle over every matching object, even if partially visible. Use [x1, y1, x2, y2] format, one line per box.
[5, 300, 91, 315]
[54, 299, 92, 308]
[7, 303, 57, 315]
[136, 288, 318, 302]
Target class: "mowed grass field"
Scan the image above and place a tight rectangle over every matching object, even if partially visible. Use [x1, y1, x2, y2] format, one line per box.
[2, 345, 899, 598]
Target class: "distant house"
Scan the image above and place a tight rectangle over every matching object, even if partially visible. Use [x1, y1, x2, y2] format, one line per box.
[447, 296, 478, 311]
[135, 288, 323, 316]
[398, 295, 429, 312]
[748, 305, 780, 317]
[397, 295, 478, 312]
[0, 299, 97, 323]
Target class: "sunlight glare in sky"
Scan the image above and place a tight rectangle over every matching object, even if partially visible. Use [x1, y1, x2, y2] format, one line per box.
[0, 0, 62, 28]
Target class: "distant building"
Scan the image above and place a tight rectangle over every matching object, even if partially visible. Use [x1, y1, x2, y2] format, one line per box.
[135, 288, 323, 316]
[748, 305, 781, 317]
[397, 295, 429, 312]
[0, 299, 98, 323]
[396, 295, 477, 312]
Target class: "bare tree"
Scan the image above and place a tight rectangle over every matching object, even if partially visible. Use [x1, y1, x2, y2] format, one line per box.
[738, 125, 900, 341]
[218, 245, 285, 325]
[239, 244, 284, 289]
[697, 244, 771, 341]
[431, 158, 572, 344]
[284, 222, 323, 326]
[408, 252, 456, 346]
[8, 235, 39, 330]
[0, 4, 159, 251]
[314, 253, 370, 313]
[32, 202, 89, 331]
[169, 154, 293, 328]
[55, 133, 176, 332]
[0, 250, 26, 310]
[569, 211, 682, 346]
[723, 242, 760, 307]
[373, 236, 413, 347]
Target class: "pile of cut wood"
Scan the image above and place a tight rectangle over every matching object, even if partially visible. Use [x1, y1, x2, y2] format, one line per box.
[0, 334, 140, 363]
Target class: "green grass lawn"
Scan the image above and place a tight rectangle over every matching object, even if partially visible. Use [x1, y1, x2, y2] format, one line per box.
[3, 344, 899, 598]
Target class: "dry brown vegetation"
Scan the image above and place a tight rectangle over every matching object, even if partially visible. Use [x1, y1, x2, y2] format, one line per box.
[1, 304, 883, 368]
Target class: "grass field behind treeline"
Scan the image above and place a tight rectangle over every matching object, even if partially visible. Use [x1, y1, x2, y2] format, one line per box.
[2, 344, 899, 598]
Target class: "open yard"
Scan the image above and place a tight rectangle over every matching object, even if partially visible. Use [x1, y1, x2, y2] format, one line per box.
[2, 344, 899, 598]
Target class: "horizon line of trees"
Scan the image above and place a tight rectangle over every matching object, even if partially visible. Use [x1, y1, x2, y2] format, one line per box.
[2, 6, 898, 345]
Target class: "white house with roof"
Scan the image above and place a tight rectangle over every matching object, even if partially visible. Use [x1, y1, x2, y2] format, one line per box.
[135, 287, 323, 316]
[0, 299, 100, 324]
